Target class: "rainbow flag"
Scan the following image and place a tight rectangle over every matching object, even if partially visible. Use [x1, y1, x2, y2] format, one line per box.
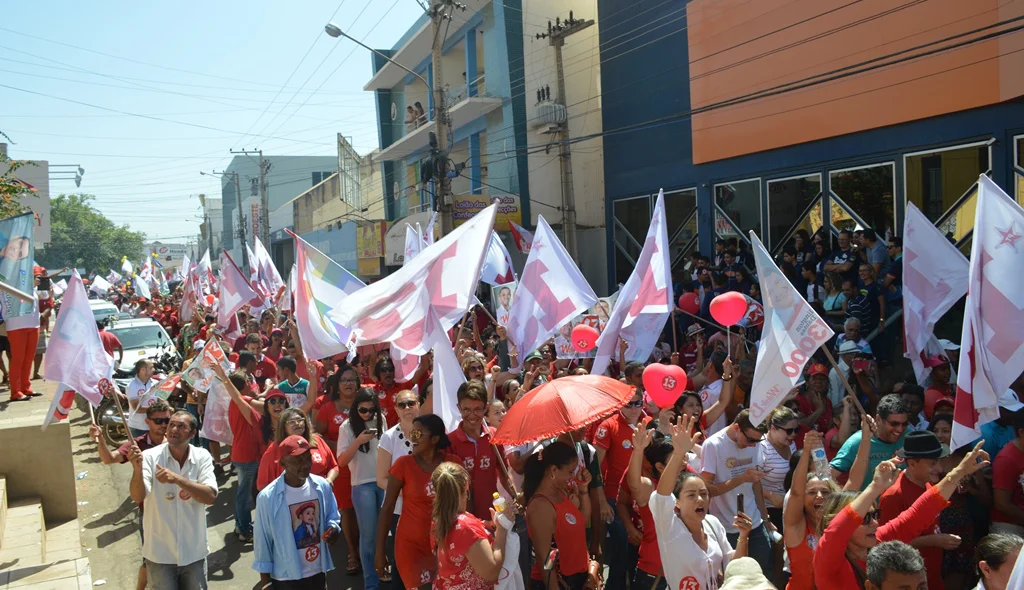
[289, 231, 365, 361]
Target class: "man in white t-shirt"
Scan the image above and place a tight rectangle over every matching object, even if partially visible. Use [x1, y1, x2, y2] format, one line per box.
[126, 359, 156, 438]
[698, 350, 729, 436]
[700, 409, 775, 581]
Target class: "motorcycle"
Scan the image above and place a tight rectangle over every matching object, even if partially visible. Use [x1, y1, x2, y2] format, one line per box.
[99, 350, 185, 447]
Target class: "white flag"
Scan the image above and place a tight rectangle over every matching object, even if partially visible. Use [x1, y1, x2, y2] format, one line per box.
[902, 202, 969, 385]
[431, 314, 467, 433]
[480, 232, 517, 286]
[90, 275, 113, 294]
[592, 190, 672, 376]
[506, 216, 597, 357]
[748, 232, 835, 426]
[45, 271, 114, 407]
[133, 275, 151, 300]
[951, 176, 1024, 449]
[217, 250, 257, 335]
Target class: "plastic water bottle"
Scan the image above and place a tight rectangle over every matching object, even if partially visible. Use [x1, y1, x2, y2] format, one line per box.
[492, 492, 507, 515]
[811, 443, 831, 480]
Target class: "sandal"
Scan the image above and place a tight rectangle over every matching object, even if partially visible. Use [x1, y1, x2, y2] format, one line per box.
[346, 556, 361, 576]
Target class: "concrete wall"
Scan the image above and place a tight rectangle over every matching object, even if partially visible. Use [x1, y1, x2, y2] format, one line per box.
[0, 422, 77, 523]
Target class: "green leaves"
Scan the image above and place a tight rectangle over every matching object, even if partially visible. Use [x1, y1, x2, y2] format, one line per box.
[36, 194, 145, 272]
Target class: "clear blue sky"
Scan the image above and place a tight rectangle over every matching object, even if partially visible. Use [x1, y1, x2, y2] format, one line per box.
[1, 0, 422, 246]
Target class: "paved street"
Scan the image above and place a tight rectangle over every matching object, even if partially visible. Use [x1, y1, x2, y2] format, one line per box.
[68, 407, 368, 590]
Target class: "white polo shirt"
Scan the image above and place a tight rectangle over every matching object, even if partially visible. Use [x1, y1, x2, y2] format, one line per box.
[141, 443, 218, 566]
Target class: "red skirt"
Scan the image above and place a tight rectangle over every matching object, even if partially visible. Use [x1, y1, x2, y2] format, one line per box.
[334, 465, 354, 509]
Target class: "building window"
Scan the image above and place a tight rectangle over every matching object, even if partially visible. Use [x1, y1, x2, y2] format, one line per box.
[612, 195, 652, 286]
[904, 143, 991, 246]
[829, 163, 895, 237]
[1015, 135, 1024, 206]
[766, 174, 821, 252]
[714, 178, 761, 244]
[312, 171, 334, 186]
[664, 189, 698, 274]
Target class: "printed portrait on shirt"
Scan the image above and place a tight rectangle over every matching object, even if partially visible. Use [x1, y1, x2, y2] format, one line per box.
[291, 499, 321, 549]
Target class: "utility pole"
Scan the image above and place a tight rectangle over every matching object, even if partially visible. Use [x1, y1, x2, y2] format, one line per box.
[231, 148, 270, 248]
[431, 0, 462, 236]
[537, 13, 593, 260]
[200, 169, 245, 268]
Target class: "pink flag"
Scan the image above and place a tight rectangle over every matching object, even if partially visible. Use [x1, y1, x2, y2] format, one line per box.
[180, 271, 200, 323]
[509, 221, 534, 254]
[480, 232, 517, 286]
[902, 202, 969, 385]
[251, 236, 285, 305]
[217, 249, 257, 337]
[333, 205, 498, 355]
[748, 232, 835, 426]
[951, 176, 1024, 449]
[506, 216, 598, 358]
[44, 271, 114, 407]
[592, 190, 672, 375]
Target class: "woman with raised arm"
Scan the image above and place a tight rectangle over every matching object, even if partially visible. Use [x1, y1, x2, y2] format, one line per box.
[813, 441, 991, 589]
[624, 426, 676, 589]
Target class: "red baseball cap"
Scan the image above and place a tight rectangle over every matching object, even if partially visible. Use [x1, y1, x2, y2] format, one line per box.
[923, 354, 950, 368]
[926, 395, 956, 418]
[265, 388, 286, 402]
[278, 434, 311, 459]
[808, 363, 828, 377]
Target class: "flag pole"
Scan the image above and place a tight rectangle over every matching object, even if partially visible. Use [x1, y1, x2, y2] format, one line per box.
[87, 402, 96, 425]
[822, 347, 868, 417]
[478, 303, 498, 326]
[671, 309, 678, 352]
[675, 308, 756, 345]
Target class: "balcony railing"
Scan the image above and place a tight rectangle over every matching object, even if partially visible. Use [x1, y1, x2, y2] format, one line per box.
[402, 74, 488, 138]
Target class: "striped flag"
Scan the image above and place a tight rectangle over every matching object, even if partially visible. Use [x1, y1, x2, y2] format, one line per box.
[290, 232, 365, 360]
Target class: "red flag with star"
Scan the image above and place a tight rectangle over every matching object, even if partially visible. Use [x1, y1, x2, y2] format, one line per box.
[951, 176, 1024, 449]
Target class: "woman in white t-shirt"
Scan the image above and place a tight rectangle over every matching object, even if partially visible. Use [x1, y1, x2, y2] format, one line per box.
[337, 388, 384, 590]
[649, 413, 752, 590]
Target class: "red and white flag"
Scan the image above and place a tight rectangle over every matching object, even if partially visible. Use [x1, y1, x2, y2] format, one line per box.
[393, 224, 425, 382]
[951, 176, 1024, 450]
[506, 216, 598, 358]
[592, 190, 672, 375]
[217, 250, 257, 339]
[196, 249, 214, 288]
[509, 221, 534, 254]
[44, 271, 114, 409]
[480, 232, 517, 286]
[249, 236, 285, 307]
[902, 202, 969, 385]
[42, 386, 78, 429]
[333, 205, 497, 355]
[748, 232, 835, 426]
[180, 271, 200, 323]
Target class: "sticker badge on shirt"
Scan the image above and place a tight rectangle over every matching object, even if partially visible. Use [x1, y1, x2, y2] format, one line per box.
[596, 427, 608, 439]
[333, 414, 345, 425]
[304, 545, 320, 563]
[178, 489, 191, 501]
[565, 513, 577, 525]
[679, 576, 700, 590]
[377, 390, 387, 400]
[291, 499, 321, 549]
[311, 450, 322, 464]
[621, 439, 632, 450]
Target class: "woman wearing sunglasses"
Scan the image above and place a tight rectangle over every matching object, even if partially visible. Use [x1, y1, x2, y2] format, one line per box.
[814, 441, 991, 589]
[338, 388, 385, 590]
[376, 413, 458, 588]
[256, 407, 339, 490]
[760, 406, 800, 537]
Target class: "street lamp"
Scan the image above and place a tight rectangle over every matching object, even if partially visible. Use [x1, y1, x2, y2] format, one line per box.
[324, 22, 431, 90]
[50, 164, 85, 187]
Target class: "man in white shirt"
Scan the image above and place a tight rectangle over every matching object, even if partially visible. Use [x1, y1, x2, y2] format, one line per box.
[698, 350, 729, 436]
[129, 410, 218, 590]
[126, 359, 156, 439]
[700, 409, 774, 580]
[828, 341, 861, 408]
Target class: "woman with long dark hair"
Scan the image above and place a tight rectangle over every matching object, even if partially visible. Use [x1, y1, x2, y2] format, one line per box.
[432, 461, 511, 589]
[624, 426, 675, 589]
[376, 413, 458, 588]
[524, 441, 592, 590]
[376, 389, 421, 589]
[314, 367, 361, 574]
[256, 407, 339, 489]
[338, 388, 384, 590]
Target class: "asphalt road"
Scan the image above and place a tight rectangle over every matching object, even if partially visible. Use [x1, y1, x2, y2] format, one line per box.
[69, 410, 370, 590]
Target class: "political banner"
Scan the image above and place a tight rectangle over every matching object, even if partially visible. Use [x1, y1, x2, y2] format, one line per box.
[0, 213, 37, 315]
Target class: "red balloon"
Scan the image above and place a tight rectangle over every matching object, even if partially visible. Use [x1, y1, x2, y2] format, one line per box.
[570, 324, 600, 353]
[205, 294, 216, 307]
[678, 292, 700, 314]
[642, 363, 688, 408]
[709, 291, 748, 327]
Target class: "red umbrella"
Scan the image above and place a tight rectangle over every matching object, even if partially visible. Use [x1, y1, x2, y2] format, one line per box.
[493, 375, 636, 445]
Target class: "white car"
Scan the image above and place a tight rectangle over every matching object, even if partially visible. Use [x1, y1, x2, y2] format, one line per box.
[107, 318, 175, 369]
[89, 300, 119, 324]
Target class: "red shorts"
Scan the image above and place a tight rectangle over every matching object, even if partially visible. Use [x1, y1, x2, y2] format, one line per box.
[38, 298, 54, 312]
[334, 465, 353, 510]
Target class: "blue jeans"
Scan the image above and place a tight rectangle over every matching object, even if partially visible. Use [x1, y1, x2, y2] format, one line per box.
[185, 403, 210, 449]
[603, 498, 628, 589]
[233, 461, 259, 535]
[728, 522, 775, 584]
[144, 558, 207, 590]
[351, 482, 384, 590]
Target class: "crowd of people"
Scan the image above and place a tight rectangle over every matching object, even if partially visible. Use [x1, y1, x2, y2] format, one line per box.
[38, 223, 1019, 590]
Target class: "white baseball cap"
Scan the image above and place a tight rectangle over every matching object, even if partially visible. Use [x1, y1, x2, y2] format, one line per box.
[999, 389, 1024, 412]
[938, 339, 961, 351]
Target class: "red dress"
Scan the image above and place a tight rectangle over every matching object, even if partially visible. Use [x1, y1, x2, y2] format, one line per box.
[391, 454, 460, 587]
[433, 513, 494, 589]
[315, 401, 353, 509]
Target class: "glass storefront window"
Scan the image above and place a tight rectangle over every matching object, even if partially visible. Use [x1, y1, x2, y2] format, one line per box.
[1015, 136, 1024, 207]
[664, 189, 698, 275]
[905, 144, 989, 223]
[767, 174, 821, 251]
[613, 196, 651, 285]
[830, 163, 895, 237]
[715, 178, 761, 243]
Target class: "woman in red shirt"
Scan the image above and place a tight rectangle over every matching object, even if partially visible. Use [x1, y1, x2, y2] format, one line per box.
[432, 461, 510, 589]
[813, 441, 990, 589]
[525, 441, 592, 590]
[256, 407, 338, 489]
[313, 368, 361, 574]
[622, 426, 676, 589]
[375, 414, 458, 588]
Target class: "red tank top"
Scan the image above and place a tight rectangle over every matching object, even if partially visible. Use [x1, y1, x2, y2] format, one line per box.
[527, 493, 589, 580]
[786, 520, 818, 590]
[636, 480, 661, 576]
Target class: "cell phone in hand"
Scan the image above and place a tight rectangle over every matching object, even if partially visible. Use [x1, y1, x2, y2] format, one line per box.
[366, 428, 378, 436]
[737, 493, 744, 515]
[853, 359, 870, 372]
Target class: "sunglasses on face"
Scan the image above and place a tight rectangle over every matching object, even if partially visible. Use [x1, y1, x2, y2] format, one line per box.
[468, 365, 484, 372]
[357, 407, 376, 416]
[150, 417, 170, 425]
[380, 366, 395, 373]
[340, 377, 359, 383]
[286, 418, 305, 426]
[863, 510, 880, 525]
[396, 400, 418, 409]
[624, 400, 644, 409]
[774, 425, 800, 435]
[886, 419, 909, 428]
[742, 430, 764, 443]
[267, 398, 288, 406]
